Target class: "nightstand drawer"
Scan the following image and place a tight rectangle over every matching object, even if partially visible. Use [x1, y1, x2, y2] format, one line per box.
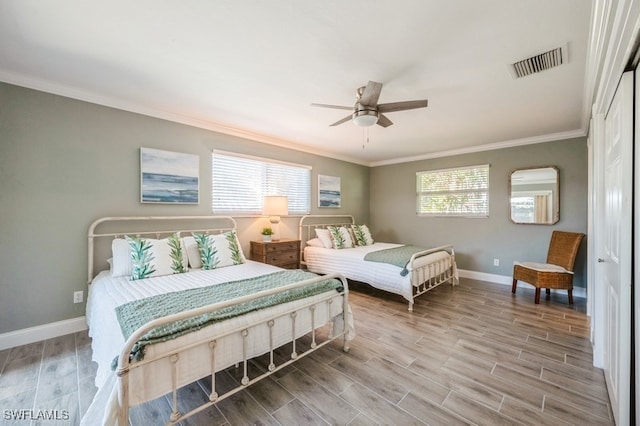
[266, 250, 298, 266]
[265, 241, 299, 253]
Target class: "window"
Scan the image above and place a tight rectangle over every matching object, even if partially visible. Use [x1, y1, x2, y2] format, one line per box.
[212, 150, 311, 215]
[510, 190, 553, 223]
[416, 164, 489, 217]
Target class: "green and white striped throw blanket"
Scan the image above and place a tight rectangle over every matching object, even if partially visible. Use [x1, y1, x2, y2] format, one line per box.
[112, 270, 343, 369]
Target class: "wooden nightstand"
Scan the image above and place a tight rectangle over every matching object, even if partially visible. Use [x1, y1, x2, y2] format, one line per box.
[250, 239, 301, 269]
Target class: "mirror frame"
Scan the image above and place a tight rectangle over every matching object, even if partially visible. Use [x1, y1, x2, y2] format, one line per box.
[509, 166, 559, 225]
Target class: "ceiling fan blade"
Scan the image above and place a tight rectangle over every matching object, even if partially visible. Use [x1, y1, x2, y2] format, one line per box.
[378, 99, 428, 113]
[329, 114, 353, 127]
[359, 81, 383, 106]
[310, 103, 353, 110]
[377, 114, 393, 128]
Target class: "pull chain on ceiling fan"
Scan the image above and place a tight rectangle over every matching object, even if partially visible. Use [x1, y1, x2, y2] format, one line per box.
[362, 127, 370, 149]
[311, 80, 428, 128]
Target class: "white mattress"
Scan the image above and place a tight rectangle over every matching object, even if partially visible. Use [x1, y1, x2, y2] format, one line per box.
[86, 261, 348, 410]
[304, 243, 453, 303]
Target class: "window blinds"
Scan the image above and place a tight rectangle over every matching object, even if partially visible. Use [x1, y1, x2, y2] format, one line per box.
[212, 151, 311, 215]
[416, 164, 489, 217]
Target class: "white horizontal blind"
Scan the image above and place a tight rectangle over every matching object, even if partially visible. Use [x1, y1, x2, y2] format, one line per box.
[416, 164, 489, 217]
[212, 151, 311, 214]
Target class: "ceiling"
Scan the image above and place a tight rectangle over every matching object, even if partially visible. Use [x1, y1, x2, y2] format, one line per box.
[0, 1, 593, 166]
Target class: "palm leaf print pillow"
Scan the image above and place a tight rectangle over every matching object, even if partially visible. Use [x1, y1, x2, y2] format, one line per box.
[192, 230, 245, 270]
[127, 234, 188, 280]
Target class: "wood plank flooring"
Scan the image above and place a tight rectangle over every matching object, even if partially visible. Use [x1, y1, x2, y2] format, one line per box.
[0, 278, 612, 425]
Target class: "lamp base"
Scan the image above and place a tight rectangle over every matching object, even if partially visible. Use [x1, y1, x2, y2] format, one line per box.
[270, 218, 281, 241]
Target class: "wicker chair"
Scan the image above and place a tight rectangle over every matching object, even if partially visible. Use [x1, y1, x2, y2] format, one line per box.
[512, 231, 585, 304]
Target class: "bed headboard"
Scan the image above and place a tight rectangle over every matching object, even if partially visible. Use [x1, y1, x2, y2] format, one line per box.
[298, 215, 355, 261]
[87, 216, 237, 283]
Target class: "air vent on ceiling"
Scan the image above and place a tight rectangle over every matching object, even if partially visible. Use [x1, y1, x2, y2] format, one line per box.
[509, 43, 568, 79]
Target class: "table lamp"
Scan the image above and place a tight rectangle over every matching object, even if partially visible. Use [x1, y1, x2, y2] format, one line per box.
[262, 196, 288, 241]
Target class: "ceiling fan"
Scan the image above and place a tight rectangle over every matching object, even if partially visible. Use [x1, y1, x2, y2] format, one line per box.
[311, 80, 428, 128]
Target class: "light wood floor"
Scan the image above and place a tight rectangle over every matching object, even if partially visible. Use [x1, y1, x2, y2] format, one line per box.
[0, 278, 612, 425]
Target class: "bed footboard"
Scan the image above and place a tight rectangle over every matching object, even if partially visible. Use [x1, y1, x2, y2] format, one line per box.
[407, 245, 458, 311]
[115, 274, 350, 425]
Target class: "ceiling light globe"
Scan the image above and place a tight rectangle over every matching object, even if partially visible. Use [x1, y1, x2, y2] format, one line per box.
[352, 110, 379, 127]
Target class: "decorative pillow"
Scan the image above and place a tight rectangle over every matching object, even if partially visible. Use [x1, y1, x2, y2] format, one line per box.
[192, 230, 245, 270]
[351, 224, 374, 246]
[306, 238, 326, 248]
[126, 234, 188, 280]
[314, 228, 334, 249]
[111, 238, 132, 277]
[327, 226, 354, 249]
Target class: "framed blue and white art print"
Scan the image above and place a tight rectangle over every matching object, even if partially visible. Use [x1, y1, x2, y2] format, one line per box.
[318, 174, 341, 208]
[140, 147, 199, 204]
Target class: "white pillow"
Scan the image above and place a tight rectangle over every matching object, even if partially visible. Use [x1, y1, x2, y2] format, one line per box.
[126, 234, 188, 280]
[315, 229, 334, 249]
[111, 238, 132, 277]
[182, 236, 202, 269]
[327, 226, 354, 249]
[192, 230, 246, 270]
[351, 224, 374, 246]
[306, 238, 326, 248]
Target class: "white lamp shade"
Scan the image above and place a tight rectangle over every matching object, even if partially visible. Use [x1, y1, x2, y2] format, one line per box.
[262, 196, 288, 217]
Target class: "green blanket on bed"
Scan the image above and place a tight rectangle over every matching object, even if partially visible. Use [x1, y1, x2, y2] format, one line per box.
[364, 245, 428, 276]
[112, 270, 343, 368]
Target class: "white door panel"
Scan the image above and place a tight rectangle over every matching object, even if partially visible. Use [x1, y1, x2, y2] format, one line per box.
[603, 70, 632, 426]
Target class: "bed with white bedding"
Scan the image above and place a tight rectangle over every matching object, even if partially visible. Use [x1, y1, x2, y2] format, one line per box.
[300, 215, 458, 311]
[83, 216, 353, 425]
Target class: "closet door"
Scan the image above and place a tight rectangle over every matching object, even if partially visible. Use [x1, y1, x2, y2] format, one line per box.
[603, 70, 632, 426]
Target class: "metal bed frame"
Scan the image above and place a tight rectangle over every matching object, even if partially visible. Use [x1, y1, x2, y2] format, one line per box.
[299, 214, 457, 311]
[87, 216, 350, 425]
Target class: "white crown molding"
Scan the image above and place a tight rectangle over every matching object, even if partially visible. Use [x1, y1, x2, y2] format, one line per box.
[582, 0, 614, 130]
[0, 317, 87, 351]
[592, 0, 640, 115]
[368, 129, 587, 167]
[1, 69, 589, 169]
[0, 69, 371, 167]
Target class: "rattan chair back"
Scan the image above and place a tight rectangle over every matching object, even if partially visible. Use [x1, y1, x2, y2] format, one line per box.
[546, 231, 584, 271]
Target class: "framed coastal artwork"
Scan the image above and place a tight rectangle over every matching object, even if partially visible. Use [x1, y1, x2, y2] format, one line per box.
[140, 147, 199, 204]
[318, 174, 341, 208]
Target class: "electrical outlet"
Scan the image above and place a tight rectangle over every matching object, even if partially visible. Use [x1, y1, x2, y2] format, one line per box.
[493, 258, 500, 266]
[73, 291, 83, 304]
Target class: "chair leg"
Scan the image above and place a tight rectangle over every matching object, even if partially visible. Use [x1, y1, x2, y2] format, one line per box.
[568, 289, 574, 305]
[545, 288, 551, 299]
[512, 278, 517, 294]
[534, 288, 541, 304]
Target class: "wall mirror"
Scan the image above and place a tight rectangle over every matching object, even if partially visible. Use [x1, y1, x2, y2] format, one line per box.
[509, 166, 559, 224]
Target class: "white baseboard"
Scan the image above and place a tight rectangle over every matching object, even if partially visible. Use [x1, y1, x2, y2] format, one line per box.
[0, 270, 588, 352]
[0, 316, 87, 351]
[458, 269, 587, 298]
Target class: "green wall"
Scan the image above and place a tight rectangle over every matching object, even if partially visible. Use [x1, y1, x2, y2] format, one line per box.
[369, 137, 588, 287]
[0, 81, 588, 335]
[0, 83, 369, 333]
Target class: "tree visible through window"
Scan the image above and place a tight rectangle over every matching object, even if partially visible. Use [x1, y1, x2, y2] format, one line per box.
[416, 164, 489, 217]
[212, 150, 311, 215]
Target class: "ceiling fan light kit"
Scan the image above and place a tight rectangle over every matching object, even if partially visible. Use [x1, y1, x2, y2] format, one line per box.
[311, 80, 428, 129]
[352, 108, 379, 127]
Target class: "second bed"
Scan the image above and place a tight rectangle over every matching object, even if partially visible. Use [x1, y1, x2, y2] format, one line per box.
[300, 215, 458, 311]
